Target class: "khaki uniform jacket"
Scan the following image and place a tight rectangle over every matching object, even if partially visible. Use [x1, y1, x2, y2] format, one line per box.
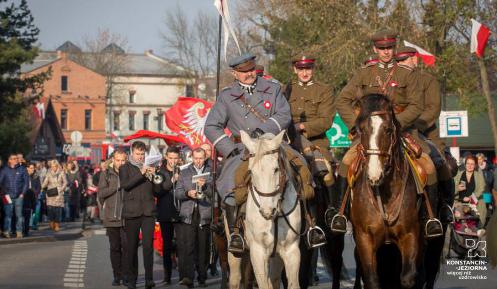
[336, 61, 423, 130]
[286, 81, 335, 149]
[417, 70, 441, 129]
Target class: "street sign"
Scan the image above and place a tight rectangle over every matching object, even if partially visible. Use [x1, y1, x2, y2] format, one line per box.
[70, 130, 83, 144]
[327, 113, 351, 148]
[439, 111, 468, 138]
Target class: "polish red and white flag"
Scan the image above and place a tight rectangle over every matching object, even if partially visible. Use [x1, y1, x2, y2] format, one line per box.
[470, 19, 491, 58]
[403, 40, 436, 66]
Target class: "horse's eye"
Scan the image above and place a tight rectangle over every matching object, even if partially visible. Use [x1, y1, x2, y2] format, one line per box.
[274, 167, 279, 173]
[385, 127, 393, 134]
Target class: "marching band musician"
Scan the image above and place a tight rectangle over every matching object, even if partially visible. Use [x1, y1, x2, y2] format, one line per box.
[119, 141, 157, 289]
[174, 147, 213, 288]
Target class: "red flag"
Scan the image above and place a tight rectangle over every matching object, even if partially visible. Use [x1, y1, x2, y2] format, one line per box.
[403, 40, 436, 67]
[165, 97, 214, 148]
[471, 19, 491, 58]
[123, 130, 185, 147]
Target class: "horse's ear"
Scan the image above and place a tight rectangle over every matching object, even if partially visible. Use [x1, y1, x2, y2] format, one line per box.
[240, 130, 255, 152]
[271, 130, 285, 147]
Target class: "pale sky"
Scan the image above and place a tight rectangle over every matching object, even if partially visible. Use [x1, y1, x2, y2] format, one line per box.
[25, 0, 219, 55]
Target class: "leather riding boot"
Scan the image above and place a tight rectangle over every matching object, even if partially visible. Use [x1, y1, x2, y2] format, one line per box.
[225, 205, 244, 254]
[327, 175, 348, 234]
[438, 179, 455, 224]
[422, 184, 443, 238]
[306, 200, 327, 249]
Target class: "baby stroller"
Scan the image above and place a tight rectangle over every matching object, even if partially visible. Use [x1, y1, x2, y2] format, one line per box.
[447, 200, 485, 259]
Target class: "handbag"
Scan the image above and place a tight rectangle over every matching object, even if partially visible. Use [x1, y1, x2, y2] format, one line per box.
[46, 187, 58, 197]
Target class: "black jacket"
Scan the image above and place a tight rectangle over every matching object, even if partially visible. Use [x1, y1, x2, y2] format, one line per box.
[153, 167, 178, 222]
[119, 162, 157, 219]
[23, 174, 40, 210]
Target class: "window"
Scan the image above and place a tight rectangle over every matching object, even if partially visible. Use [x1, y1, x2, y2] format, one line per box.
[113, 111, 120, 131]
[157, 113, 163, 131]
[143, 112, 149, 130]
[129, 113, 135, 131]
[84, 110, 92, 130]
[129, 89, 136, 103]
[61, 76, 68, 92]
[186, 84, 194, 97]
[60, 109, 68, 129]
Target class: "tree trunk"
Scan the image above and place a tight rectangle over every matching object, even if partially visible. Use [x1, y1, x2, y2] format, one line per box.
[477, 58, 497, 156]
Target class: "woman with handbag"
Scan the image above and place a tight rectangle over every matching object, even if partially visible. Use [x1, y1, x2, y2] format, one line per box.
[41, 160, 68, 231]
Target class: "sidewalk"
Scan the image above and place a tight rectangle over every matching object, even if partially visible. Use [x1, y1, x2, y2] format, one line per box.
[0, 219, 87, 245]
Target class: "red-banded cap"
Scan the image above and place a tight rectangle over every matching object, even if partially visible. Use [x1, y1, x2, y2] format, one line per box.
[292, 54, 315, 69]
[371, 29, 398, 48]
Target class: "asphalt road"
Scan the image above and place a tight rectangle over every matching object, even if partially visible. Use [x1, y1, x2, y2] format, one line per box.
[0, 227, 495, 289]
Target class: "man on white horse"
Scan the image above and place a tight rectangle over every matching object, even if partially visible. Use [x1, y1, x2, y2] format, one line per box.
[205, 52, 326, 254]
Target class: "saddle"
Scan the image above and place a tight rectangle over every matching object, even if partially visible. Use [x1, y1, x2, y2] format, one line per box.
[234, 146, 314, 206]
[346, 139, 427, 189]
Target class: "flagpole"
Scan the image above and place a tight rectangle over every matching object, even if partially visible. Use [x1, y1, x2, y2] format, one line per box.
[210, 13, 223, 265]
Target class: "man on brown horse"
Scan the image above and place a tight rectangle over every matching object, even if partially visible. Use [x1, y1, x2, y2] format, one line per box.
[394, 46, 455, 224]
[329, 29, 444, 238]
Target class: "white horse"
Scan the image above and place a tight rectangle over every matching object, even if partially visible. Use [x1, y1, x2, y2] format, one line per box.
[228, 130, 301, 289]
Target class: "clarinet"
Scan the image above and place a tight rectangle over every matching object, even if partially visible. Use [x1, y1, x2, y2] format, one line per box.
[172, 164, 180, 210]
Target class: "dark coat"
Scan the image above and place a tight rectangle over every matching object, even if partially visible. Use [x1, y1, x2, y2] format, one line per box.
[66, 169, 83, 206]
[23, 174, 41, 210]
[153, 167, 178, 222]
[98, 167, 124, 227]
[119, 162, 157, 219]
[0, 164, 29, 199]
[174, 163, 213, 226]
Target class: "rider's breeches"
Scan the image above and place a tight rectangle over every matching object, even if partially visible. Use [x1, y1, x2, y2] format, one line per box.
[338, 142, 359, 178]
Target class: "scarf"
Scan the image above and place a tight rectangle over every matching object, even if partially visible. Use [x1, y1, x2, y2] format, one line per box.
[128, 155, 143, 168]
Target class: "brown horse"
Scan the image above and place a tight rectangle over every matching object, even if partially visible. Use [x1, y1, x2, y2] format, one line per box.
[350, 94, 422, 289]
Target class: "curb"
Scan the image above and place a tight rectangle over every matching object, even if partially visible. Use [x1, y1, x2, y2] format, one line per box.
[0, 222, 87, 245]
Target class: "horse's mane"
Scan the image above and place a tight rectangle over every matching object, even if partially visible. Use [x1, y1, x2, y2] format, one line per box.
[356, 94, 404, 167]
[250, 134, 295, 188]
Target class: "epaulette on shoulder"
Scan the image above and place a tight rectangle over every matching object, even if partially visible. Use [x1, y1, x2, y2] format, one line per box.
[269, 78, 280, 85]
[397, 63, 413, 71]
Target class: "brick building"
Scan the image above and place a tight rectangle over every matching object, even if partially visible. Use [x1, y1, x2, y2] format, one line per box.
[22, 49, 107, 161]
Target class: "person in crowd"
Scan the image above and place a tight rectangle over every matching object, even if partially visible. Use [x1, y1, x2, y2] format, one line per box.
[175, 147, 212, 288]
[98, 150, 129, 287]
[154, 146, 178, 285]
[0, 153, 28, 238]
[120, 141, 157, 289]
[33, 160, 48, 227]
[86, 163, 103, 223]
[41, 160, 68, 232]
[200, 143, 219, 277]
[476, 153, 494, 213]
[17, 153, 26, 167]
[453, 155, 487, 233]
[23, 163, 40, 236]
[66, 160, 83, 222]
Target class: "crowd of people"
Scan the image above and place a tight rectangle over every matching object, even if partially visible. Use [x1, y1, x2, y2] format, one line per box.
[0, 153, 102, 238]
[96, 141, 215, 289]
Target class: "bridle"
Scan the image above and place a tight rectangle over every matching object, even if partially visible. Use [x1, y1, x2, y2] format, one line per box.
[247, 148, 287, 198]
[358, 110, 398, 176]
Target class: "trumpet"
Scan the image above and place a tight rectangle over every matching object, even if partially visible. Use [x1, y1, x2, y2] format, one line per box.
[145, 167, 164, 185]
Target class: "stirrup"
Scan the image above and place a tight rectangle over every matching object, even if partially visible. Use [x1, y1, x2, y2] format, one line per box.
[228, 233, 245, 254]
[306, 226, 327, 249]
[330, 214, 348, 234]
[324, 207, 337, 227]
[440, 204, 455, 224]
[425, 218, 443, 238]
